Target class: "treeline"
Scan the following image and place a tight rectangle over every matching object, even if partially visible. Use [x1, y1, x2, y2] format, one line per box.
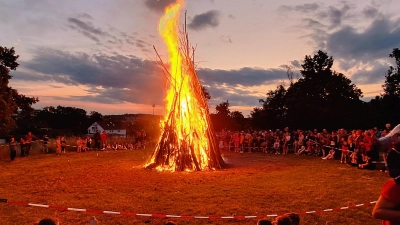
[249, 49, 400, 130]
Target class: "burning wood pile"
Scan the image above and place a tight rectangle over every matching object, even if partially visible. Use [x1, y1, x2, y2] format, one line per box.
[145, 1, 224, 172]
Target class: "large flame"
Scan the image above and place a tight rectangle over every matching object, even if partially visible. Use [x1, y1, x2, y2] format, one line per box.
[146, 0, 218, 172]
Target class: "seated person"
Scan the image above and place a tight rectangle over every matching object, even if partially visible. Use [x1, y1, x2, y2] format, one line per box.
[322, 149, 335, 159]
[134, 141, 142, 149]
[297, 146, 311, 155]
[112, 142, 118, 151]
[127, 143, 134, 150]
[358, 156, 373, 169]
[349, 149, 359, 166]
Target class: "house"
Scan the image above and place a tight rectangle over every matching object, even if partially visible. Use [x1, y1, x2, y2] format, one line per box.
[87, 121, 127, 137]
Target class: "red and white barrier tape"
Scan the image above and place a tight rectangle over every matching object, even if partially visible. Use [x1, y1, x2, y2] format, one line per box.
[0, 198, 376, 219]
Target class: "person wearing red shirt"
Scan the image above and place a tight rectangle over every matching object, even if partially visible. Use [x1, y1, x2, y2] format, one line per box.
[372, 148, 400, 224]
[100, 131, 108, 150]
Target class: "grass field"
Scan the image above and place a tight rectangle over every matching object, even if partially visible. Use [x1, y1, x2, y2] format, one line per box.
[0, 145, 390, 225]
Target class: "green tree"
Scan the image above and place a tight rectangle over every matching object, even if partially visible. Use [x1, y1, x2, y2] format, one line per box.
[252, 50, 363, 130]
[383, 48, 400, 96]
[201, 86, 211, 100]
[285, 50, 362, 129]
[230, 110, 245, 130]
[376, 48, 400, 125]
[259, 85, 287, 129]
[0, 46, 38, 137]
[35, 106, 88, 134]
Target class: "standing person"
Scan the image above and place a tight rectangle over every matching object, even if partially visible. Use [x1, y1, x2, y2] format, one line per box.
[100, 131, 107, 150]
[9, 137, 17, 162]
[42, 135, 49, 153]
[76, 137, 82, 153]
[94, 130, 101, 150]
[25, 131, 37, 156]
[60, 137, 67, 153]
[55, 136, 61, 156]
[20, 137, 26, 157]
[372, 148, 400, 224]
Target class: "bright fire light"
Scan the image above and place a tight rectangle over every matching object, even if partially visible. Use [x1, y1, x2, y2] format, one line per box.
[145, 0, 224, 172]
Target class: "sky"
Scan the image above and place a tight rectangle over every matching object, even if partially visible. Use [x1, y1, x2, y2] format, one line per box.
[1, 0, 400, 116]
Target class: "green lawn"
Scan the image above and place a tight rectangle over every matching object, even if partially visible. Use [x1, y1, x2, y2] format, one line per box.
[0, 146, 389, 225]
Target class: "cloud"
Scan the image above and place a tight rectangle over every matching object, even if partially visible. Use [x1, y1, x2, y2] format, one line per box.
[279, 3, 321, 13]
[12, 48, 286, 109]
[362, 5, 379, 18]
[326, 18, 400, 62]
[48, 85, 63, 88]
[188, 10, 221, 31]
[351, 63, 390, 84]
[68, 17, 111, 42]
[198, 67, 287, 87]
[144, 0, 176, 13]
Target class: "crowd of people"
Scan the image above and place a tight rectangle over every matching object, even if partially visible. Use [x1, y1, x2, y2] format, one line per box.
[216, 123, 394, 171]
[6, 130, 148, 160]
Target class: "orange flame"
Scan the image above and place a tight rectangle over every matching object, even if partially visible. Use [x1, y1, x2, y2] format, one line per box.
[147, 0, 214, 172]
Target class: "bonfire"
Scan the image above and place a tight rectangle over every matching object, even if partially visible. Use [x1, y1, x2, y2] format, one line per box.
[145, 0, 225, 172]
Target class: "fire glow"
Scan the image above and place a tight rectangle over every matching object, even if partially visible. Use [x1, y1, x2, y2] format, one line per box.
[145, 0, 224, 172]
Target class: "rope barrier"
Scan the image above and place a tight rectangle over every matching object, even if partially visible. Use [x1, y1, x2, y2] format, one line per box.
[0, 198, 376, 219]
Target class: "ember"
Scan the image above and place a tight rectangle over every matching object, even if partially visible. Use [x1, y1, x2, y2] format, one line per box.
[145, 0, 224, 172]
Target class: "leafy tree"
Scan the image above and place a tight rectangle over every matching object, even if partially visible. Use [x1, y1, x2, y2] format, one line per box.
[252, 50, 363, 130]
[215, 100, 230, 117]
[35, 106, 88, 134]
[89, 111, 103, 123]
[230, 110, 245, 130]
[0, 46, 38, 137]
[201, 86, 211, 100]
[259, 85, 287, 129]
[383, 48, 400, 96]
[285, 50, 362, 129]
[374, 48, 400, 126]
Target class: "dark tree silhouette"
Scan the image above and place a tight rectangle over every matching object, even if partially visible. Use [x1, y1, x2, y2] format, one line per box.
[0, 46, 38, 136]
[201, 86, 211, 100]
[252, 50, 363, 130]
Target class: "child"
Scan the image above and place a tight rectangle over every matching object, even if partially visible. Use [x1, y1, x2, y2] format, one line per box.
[112, 142, 118, 151]
[341, 140, 349, 163]
[56, 136, 61, 156]
[322, 148, 335, 159]
[127, 143, 133, 150]
[77, 137, 82, 153]
[60, 137, 66, 154]
[282, 132, 291, 154]
[349, 149, 359, 166]
[81, 138, 87, 152]
[134, 141, 142, 149]
[358, 156, 373, 169]
[273, 137, 281, 154]
[20, 137, 26, 157]
[9, 137, 17, 162]
[86, 136, 92, 150]
[234, 133, 240, 152]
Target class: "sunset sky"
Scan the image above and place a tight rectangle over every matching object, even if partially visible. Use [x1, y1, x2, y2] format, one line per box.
[1, 0, 400, 116]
